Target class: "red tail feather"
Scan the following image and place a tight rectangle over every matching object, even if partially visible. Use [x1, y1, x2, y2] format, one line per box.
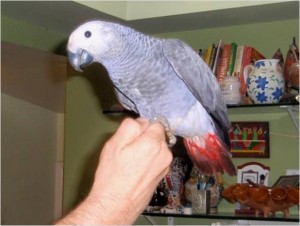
[183, 133, 236, 176]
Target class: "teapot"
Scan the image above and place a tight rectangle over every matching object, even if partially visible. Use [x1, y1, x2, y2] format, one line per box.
[244, 59, 285, 104]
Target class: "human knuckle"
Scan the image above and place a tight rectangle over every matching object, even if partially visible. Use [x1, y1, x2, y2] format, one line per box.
[143, 135, 157, 147]
[151, 122, 165, 133]
[122, 117, 137, 127]
[122, 117, 141, 132]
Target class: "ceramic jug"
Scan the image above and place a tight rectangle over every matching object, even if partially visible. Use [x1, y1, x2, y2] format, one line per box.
[244, 59, 285, 104]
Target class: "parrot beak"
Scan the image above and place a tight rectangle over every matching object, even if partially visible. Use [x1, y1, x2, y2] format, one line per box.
[67, 49, 94, 72]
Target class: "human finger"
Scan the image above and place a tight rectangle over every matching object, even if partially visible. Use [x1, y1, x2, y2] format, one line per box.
[142, 120, 166, 143]
[106, 118, 149, 151]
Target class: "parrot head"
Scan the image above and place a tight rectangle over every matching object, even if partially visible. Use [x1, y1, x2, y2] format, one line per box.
[67, 20, 125, 72]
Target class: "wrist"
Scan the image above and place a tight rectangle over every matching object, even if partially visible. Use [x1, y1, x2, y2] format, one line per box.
[87, 185, 133, 225]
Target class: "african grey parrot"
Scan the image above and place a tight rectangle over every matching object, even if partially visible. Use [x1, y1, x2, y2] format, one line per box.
[67, 20, 236, 176]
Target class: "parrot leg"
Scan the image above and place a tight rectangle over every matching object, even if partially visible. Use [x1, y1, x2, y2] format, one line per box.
[151, 117, 177, 147]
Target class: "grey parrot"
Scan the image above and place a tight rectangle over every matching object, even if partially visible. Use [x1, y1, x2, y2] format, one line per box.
[67, 20, 236, 176]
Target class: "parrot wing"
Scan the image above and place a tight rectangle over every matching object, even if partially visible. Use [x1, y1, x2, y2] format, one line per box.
[114, 88, 138, 112]
[162, 39, 230, 131]
[163, 39, 236, 176]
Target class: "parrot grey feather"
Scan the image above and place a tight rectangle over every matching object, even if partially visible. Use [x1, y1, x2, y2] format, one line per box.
[162, 39, 230, 130]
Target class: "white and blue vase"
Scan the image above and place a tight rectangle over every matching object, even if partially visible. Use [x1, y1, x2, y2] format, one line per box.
[244, 59, 285, 104]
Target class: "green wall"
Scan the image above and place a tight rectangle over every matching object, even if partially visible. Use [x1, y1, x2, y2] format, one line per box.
[2, 9, 299, 225]
[63, 66, 124, 210]
[1, 15, 67, 54]
[157, 19, 299, 58]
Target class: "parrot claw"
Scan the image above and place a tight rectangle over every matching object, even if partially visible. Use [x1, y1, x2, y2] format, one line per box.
[151, 117, 177, 147]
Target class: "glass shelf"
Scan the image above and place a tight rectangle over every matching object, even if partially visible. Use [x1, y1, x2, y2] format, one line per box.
[227, 102, 298, 109]
[102, 102, 299, 115]
[142, 212, 299, 222]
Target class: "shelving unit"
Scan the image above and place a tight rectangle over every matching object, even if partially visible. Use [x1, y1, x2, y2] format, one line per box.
[143, 212, 299, 223]
[105, 102, 299, 225]
[281, 105, 300, 133]
[103, 102, 299, 115]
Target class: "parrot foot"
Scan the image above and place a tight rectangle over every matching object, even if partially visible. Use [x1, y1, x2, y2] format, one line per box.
[151, 117, 177, 147]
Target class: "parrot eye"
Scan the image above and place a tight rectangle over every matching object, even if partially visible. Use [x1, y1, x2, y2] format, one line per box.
[84, 31, 92, 38]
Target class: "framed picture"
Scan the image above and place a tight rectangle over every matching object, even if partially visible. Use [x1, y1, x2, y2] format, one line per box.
[229, 121, 270, 158]
[241, 170, 259, 184]
[272, 175, 299, 188]
[237, 162, 270, 186]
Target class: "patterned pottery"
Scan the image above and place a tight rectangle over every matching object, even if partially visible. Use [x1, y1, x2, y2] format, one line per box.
[244, 59, 285, 104]
[210, 184, 224, 214]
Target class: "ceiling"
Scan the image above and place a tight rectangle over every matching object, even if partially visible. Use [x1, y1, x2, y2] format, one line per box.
[1, 1, 299, 36]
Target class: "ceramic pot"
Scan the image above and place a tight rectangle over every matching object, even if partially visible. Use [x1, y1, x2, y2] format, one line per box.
[289, 62, 300, 90]
[271, 187, 287, 205]
[244, 59, 285, 103]
[251, 186, 270, 204]
[222, 184, 239, 203]
[232, 184, 249, 202]
[286, 187, 299, 205]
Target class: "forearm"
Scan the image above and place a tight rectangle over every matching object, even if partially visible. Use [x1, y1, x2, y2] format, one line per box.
[56, 184, 149, 225]
[55, 194, 107, 225]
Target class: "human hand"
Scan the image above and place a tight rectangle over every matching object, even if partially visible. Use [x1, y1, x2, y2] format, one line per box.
[57, 118, 172, 225]
[91, 117, 172, 224]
